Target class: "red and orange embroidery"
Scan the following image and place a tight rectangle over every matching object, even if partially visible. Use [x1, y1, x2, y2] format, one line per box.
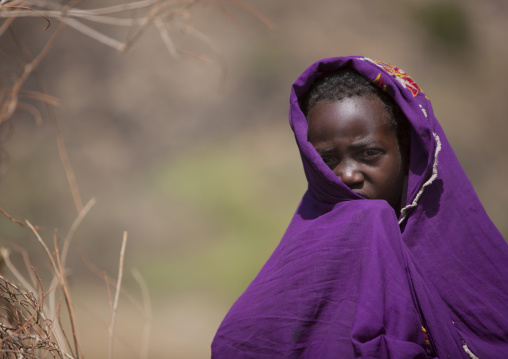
[361, 57, 424, 97]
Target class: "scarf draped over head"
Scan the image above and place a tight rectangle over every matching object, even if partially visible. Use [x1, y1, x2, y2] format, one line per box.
[212, 56, 508, 359]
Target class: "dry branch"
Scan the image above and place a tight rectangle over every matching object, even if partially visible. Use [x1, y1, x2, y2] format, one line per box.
[131, 269, 151, 359]
[0, 207, 41, 230]
[108, 231, 128, 359]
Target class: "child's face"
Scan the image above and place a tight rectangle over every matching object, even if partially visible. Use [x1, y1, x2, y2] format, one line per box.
[307, 96, 406, 210]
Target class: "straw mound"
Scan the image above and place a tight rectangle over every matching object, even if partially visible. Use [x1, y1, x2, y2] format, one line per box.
[0, 276, 68, 359]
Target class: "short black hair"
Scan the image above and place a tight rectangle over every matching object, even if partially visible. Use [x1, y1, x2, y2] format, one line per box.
[302, 69, 410, 148]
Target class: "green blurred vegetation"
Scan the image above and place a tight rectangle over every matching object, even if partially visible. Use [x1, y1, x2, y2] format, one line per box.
[415, 2, 472, 53]
[141, 137, 305, 296]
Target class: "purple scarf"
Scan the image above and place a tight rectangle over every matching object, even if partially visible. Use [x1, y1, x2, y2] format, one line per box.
[212, 56, 508, 358]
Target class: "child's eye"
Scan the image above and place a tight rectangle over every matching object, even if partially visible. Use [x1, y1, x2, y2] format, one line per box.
[360, 149, 382, 158]
[321, 156, 336, 167]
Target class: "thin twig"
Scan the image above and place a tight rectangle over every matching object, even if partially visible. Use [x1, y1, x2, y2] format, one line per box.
[61, 197, 96, 266]
[0, 247, 36, 294]
[79, 249, 113, 310]
[58, 17, 126, 51]
[7, 20, 85, 216]
[80, 250, 146, 315]
[0, 22, 64, 124]
[120, 2, 166, 52]
[46, 197, 96, 333]
[14, 101, 43, 125]
[173, 18, 228, 86]
[108, 231, 128, 359]
[56, 296, 75, 358]
[25, 220, 59, 276]
[214, 1, 245, 32]
[48, 92, 84, 214]
[0, 88, 61, 106]
[30, 265, 44, 312]
[154, 17, 180, 59]
[216, 0, 274, 29]
[22, 0, 164, 16]
[2, 9, 143, 26]
[17, 244, 39, 293]
[19, 57, 84, 215]
[54, 232, 83, 359]
[47, 298, 64, 353]
[0, 207, 41, 229]
[131, 269, 151, 359]
[0, 17, 16, 37]
[8, 2, 86, 215]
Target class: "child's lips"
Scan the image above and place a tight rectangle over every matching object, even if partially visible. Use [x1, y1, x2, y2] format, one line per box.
[354, 191, 370, 199]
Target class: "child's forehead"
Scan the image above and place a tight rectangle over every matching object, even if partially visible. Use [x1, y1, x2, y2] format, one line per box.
[308, 97, 394, 133]
[309, 95, 390, 122]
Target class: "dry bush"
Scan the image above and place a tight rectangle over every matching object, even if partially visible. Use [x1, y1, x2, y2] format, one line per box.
[1, 1, 272, 357]
[0, 202, 149, 359]
[0, 274, 69, 358]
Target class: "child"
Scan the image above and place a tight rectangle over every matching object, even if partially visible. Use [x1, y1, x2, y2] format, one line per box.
[212, 56, 508, 358]
[304, 69, 410, 215]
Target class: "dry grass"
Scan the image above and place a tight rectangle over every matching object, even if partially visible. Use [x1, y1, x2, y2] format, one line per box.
[0, 273, 69, 358]
[0, 203, 150, 359]
[0, 205, 87, 358]
[0, 1, 271, 357]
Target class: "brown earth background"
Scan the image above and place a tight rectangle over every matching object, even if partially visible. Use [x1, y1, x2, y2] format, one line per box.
[1, 0, 507, 358]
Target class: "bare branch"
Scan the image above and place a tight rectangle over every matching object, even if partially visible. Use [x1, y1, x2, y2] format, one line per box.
[25, 220, 59, 276]
[154, 17, 180, 59]
[0, 22, 65, 124]
[108, 231, 128, 359]
[54, 231, 83, 359]
[132, 269, 152, 359]
[61, 197, 96, 267]
[0, 207, 41, 229]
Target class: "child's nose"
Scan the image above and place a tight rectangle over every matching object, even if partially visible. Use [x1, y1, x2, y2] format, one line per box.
[335, 161, 364, 188]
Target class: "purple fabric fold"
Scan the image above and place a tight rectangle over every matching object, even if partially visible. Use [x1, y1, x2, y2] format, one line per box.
[212, 56, 508, 358]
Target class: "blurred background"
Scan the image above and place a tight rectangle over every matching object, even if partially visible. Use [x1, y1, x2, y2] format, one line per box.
[1, 0, 507, 357]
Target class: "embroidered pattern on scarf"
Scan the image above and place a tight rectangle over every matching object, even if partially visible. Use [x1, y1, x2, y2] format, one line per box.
[361, 57, 423, 97]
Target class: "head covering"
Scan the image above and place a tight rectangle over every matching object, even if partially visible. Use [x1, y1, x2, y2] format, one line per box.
[212, 56, 508, 358]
